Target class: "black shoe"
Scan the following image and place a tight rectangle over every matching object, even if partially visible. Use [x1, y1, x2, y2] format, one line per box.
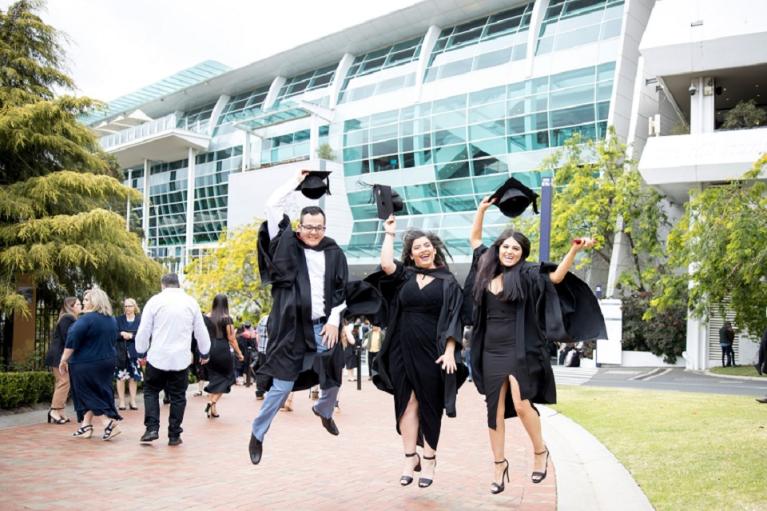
[531, 448, 550, 483]
[312, 406, 339, 436]
[140, 429, 159, 443]
[756, 398, 767, 404]
[168, 437, 183, 446]
[400, 452, 421, 486]
[418, 455, 436, 488]
[249, 435, 263, 464]
[491, 459, 510, 494]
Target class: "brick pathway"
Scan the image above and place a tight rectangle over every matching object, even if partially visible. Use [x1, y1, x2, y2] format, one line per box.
[0, 382, 555, 510]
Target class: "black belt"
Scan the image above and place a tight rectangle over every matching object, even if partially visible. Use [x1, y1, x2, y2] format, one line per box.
[311, 316, 327, 325]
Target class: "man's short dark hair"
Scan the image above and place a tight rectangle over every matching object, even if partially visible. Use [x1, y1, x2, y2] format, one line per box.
[300, 206, 326, 224]
[161, 273, 180, 288]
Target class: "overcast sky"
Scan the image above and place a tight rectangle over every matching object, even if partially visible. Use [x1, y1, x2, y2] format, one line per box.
[3, 0, 419, 102]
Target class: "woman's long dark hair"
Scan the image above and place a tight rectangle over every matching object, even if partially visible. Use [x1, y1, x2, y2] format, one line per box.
[210, 294, 230, 338]
[473, 229, 531, 303]
[400, 229, 452, 270]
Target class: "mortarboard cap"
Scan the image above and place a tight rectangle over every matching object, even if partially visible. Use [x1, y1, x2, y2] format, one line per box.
[372, 184, 405, 220]
[489, 177, 539, 218]
[296, 170, 332, 200]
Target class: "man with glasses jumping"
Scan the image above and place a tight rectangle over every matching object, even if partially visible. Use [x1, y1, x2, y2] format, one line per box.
[249, 170, 348, 464]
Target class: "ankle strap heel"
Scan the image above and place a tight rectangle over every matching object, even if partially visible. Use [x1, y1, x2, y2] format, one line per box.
[491, 458, 510, 494]
[400, 452, 421, 486]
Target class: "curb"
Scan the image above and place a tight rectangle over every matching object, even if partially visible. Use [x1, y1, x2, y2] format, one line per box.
[540, 405, 654, 511]
[701, 370, 765, 382]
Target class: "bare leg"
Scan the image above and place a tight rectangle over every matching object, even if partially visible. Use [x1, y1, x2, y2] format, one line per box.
[116, 379, 126, 408]
[128, 380, 138, 408]
[489, 380, 509, 484]
[82, 410, 93, 427]
[399, 392, 421, 479]
[506, 375, 547, 473]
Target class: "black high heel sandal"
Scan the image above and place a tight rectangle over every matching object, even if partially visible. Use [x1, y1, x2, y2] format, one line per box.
[400, 452, 421, 486]
[102, 419, 121, 440]
[418, 455, 436, 488]
[531, 448, 550, 484]
[47, 409, 67, 425]
[491, 458, 510, 494]
[205, 402, 212, 418]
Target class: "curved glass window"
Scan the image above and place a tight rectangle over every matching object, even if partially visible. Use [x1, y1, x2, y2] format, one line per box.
[536, 0, 624, 55]
[425, 3, 533, 83]
[274, 65, 337, 106]
[217, 85, 270, 126]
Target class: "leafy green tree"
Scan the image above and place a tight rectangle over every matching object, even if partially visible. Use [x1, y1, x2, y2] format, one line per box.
[534, 129, 668, 293]
[652, 154, 767, 336]
[0, 0, 163, 316]
[184, 222, 272, 322]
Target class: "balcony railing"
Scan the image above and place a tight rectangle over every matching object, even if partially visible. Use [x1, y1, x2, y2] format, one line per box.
[100, 114, 179, 149]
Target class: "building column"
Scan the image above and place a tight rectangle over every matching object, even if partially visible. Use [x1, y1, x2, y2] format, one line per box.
[685, 263, 708, 370]
[264, 76, 286, 110]
[689, 76, 715, 134]
[525, 0, 549, 75]
[207, 94, 231, 136]
[142, 159, 150, 252]
[125, 169, 131, 231]
[329, 53, 355, 109]
[414, 25, 442, 98]
[185, 147, 196, 265]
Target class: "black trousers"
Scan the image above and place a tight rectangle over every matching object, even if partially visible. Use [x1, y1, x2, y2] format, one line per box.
[367, 351, 379, 377]
[254, 352, 270, 396]
[758, 335, 767, 372]
[144, 363, 188, 438]
[721, 345, 735, 367]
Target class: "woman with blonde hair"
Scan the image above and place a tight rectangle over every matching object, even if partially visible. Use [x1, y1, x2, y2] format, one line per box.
[114, 298, 142, 410]
[44, 297, 82, 424]
[59, 288, 122, 440]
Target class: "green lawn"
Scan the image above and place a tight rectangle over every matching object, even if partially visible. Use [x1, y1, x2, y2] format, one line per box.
[552, 387, 767, 511]
[709, 365, 765, 377]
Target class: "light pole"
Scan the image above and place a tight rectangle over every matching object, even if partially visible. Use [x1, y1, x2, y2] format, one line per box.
[539, 176, 553, 262]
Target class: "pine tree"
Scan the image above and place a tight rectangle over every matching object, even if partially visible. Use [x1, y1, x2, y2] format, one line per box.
[0, 0, 163, 318]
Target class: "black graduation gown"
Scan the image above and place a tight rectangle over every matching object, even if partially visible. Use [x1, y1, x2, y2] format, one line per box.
[367, 262, 467, 448]
[256, 214, 348, 391]
[465, 244, 607, 428]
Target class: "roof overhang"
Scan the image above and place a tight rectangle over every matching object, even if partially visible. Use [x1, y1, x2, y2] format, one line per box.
[105, 130, 211, 168]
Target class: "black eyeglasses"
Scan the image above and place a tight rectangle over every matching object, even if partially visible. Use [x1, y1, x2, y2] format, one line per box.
[300, 224, 326, 233]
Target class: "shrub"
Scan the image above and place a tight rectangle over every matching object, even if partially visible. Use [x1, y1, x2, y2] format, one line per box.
[621, 289, 687, 363]
[0, 371, 54, 409]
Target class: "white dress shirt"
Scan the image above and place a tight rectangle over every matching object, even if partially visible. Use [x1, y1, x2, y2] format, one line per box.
[135, 287, 211, 371]
[265, 180, 345, 327]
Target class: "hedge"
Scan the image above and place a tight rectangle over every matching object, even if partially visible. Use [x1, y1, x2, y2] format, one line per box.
[0, 371, 54, 409]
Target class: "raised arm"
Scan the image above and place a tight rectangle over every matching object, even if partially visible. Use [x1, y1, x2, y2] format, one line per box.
[548, 238, 595, 284]
[470, 196, 495, 249]
[265, 171, 307, 239]
[381, 215, 397, 275]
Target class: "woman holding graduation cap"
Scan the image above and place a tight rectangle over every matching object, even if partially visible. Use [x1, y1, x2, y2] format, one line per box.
[369, 186, 466, 488]
[466, 177, 606, 494]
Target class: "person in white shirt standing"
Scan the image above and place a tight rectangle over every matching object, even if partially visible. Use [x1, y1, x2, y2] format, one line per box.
[249, 170, 348, 465]
[135, 273, 211, 446]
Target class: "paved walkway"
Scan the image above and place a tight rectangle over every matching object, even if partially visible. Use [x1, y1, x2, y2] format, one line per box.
[0, 382, 557, 510]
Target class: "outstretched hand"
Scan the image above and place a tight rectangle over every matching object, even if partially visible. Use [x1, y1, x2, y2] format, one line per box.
[571, 237, 595, 251]
[478, 196, 496, 212]
[384, 215, 397, 235]
[435, 352, 457, 374]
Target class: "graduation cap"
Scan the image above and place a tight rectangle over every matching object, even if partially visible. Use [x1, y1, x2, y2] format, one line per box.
[296, 170, 332, 200]
[372, 184, 404, 220]
[489, 176, 539, 218]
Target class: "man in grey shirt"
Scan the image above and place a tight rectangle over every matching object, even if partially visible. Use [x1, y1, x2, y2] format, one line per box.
[136, 273, 211, 446]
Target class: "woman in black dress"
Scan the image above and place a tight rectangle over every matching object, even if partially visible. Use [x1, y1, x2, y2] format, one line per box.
[203, 294, 244, 418]
[372, 215, 464, 488]
[468, 197, 601, 493]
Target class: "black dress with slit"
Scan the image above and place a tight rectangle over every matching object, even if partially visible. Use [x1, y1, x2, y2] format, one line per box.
[482, 290, 547, 428]
[389, 277, 445, 449]
[203, 316, 236, 394]
[368, 262, 467, 451]
[463, 244, 607, 430]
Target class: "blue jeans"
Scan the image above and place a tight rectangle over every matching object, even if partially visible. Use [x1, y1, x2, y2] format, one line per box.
[251, 323, 340, 441]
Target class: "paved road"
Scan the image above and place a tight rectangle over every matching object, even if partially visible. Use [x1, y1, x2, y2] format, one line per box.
[0, 382, 555, 511]
[584, 367, 767, 396]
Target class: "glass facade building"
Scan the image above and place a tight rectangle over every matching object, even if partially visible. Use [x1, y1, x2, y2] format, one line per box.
[89, 0, 646, 274]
